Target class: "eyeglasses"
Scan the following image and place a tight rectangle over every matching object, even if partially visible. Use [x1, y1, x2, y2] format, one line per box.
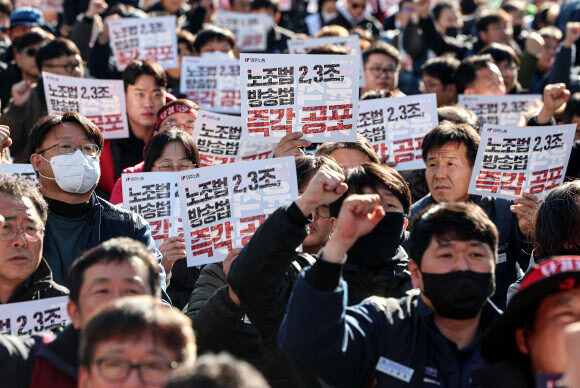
[24, 47, 39, 57]
[153, 161, 197, 171]
[0, 222, 44, 242]
[315, 205, 331, 219]
[163, 122, 195, 133]
[43, 61, 84, 74]
[94, 358, 177, 385]
[500, 64, 519, 72]
[38, 141, 100, 157]
[350, 2, 365, 9]
[366, 65, 399, 77]
[419, 80, 443, 92]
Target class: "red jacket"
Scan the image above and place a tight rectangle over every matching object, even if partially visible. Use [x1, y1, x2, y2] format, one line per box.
[109, 161, 145, 204]
[29, 326, 78, 388]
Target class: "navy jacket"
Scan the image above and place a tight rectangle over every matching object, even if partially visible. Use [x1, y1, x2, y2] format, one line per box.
[410, 194, 529, 309]
[278, 265, 501, 387]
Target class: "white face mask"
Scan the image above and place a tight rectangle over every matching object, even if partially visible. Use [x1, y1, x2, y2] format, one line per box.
[39, 150, 101, 194]
[321, 11, 338, 22]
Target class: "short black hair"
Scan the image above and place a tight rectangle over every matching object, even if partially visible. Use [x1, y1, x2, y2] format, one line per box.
[421, 121, 481, 166]
[192, 26, 235, 54]
[143, 129, 200, 173]
[454, 54, 495, 94]
[329, 163, 412, 217]
[122, 59, 167, 92]
[409, 202, 498, 266]
[362, 41, 401, 68]
[67, 238, 162, 304]
[177, 30, 196, 54]
[295, 154, 342, 192]
[36, 38, 80, 71]
[432, 1, 459, 23]
[562, 92, 580, 124]
[27, 112, 104, 160]
[0, 0, 13, 16]
[476, 10, 510, 34]
[437, 106, 481, 133]
[13, 29, 49, 52]
[316, 133, 381, 164]
[0, 176, 47, 224]
[250, 0, 279, 13]
[421, 56, 460, 86]
[479, 42, 519, 66]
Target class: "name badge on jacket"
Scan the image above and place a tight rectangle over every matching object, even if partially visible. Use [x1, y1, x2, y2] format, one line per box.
[375, 357, 414, 383]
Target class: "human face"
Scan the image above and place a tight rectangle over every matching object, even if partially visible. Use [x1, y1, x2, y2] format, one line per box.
[425, 143, 473, 203]
[160, 113, 196, 135]
[330, 148, 372, 171]
[517, 288, 580, 374]
[7, 25, 32, 41]
[363, 53, 399, 94]
[466, 65, 506, 95]
[79, 336, 179, 388]
[126, 75, 166, 130]
[14, 42, 44, 79]
[348, 0, 366, 20]
[421, 74, 457, 106]
[436, 7, 462, 35]
[301, 197, 332, 254]
[150, 142, 196, 172]
[42, 54, 84, 77]
[480, 21, 512, 45]
[68, 260, 153, 330]
[162, 0, 184, 13]
[362, 186, 404, 213]
[0, 195, 43, 293]
[199, 39, 233, 56]
[232, 0, 251, 13]
[537, 37, 559, 74]
[497, 60, 517, 93]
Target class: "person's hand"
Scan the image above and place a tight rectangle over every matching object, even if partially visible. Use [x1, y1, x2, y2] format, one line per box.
[86, 0, 108, 18]
[323, 194, 385, 263]
[0, 126, 12, 150]
[159, 236, 187, 275]
[525, 32, 545, 55]
[412, 0, 430, 19]
[537, 83, 570, 123]
[564, 22, 580, 48]
[274, 132, 311, 158]
[510, 192, 541, 236]
[222, 248, 242, 305]
[294, 165, 347, 217]
[380, 154, 398, 168]
[11, 80, 33, 107]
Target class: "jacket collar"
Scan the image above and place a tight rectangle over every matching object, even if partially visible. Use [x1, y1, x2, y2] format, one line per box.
[7, 259, 56, 303]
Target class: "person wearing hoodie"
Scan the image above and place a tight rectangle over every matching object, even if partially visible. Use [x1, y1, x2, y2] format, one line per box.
[324, 0, 383, 37]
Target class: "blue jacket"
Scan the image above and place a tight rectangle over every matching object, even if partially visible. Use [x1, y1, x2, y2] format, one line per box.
[410, 194, 529, 309]
[278, 265, 501, 387]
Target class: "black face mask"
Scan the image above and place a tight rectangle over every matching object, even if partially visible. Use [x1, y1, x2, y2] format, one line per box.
[421, 270, 495, 320]
[445, 26, 460, 38]
[347, 212, 406, 269]
[513, 25, 522, 38]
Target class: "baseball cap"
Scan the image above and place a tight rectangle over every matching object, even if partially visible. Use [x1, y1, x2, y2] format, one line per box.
[9, 8, 43, 28]
[481, 256, 580, 363]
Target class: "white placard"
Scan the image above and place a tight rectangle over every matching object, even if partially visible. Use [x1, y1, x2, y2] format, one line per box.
[241, 53, 360, 143]
[193, 111, 275, 166]
[468, 124, 576, 200]
[458, 94, 542, 126]
[108, 16, 178, 71]
[178, 157, 298, 266]
[357, 94, 438, 171]
[16, 0, 63, 12]
[43, 72, 130, 140]
[288, 35, 365, 87]
[0, 164, 38, 184]
[0, 296, 70, 336]
[180, 57, 241, 114]
[122, 172, 179, 247]
[214, 11, 273, 51]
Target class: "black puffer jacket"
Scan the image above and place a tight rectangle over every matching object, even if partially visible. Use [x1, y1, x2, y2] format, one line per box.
[5, 259, 69, 304]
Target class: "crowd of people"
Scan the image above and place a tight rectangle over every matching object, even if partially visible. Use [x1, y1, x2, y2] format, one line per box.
[0, 0, 578, 387]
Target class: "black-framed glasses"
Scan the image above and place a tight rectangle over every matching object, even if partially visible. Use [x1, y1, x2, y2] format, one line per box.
[43, 61, 84, 74]
[315, 205, 331, 219]
[0, 222, 44, 242]
[366, 65, 399, 77]
[94, 358, 177, 385]
[24, 47, 39, 57]
[350, 2, 365, 9]
[153, 160, 197, 172]
[501, 64, 519, 72]
[37, 141, 100, 157]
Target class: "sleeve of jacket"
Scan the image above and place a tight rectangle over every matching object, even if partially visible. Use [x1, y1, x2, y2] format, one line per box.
[418, 15, 469, 58]
[227, 202, 311, 332]
[402, 21, 426, 60]
[187, 264, 246, 348]
[69, 14, 95, 60]
[0, 334, 42, 388]
[517, 51, 538, 90]
[547, 45, 574, 86]
[278, 269, 386, 388]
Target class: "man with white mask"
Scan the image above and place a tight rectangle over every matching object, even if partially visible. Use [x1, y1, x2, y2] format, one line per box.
[28, 112, 168, 293]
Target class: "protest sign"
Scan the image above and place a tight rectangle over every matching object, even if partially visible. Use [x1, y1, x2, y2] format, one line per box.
[193, 111, 275, 166]
[0, 296, 70, 336]
[288, 35, 365, 87]
[241, 53, 360, 143]
[177, 157, 298, 266]
[123, 172, 179, 247]
[180, 57, 241, 114]
[458, 94, 542, 126]
[357, 94, 438, 170]
[108, 16, 178, 71]
[214, 11, 273, 51]
[0, 164, 38, 184]
[43, 72, 130, 140]
[468, 124, 576, 200]
[16, 0, 63, 12]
